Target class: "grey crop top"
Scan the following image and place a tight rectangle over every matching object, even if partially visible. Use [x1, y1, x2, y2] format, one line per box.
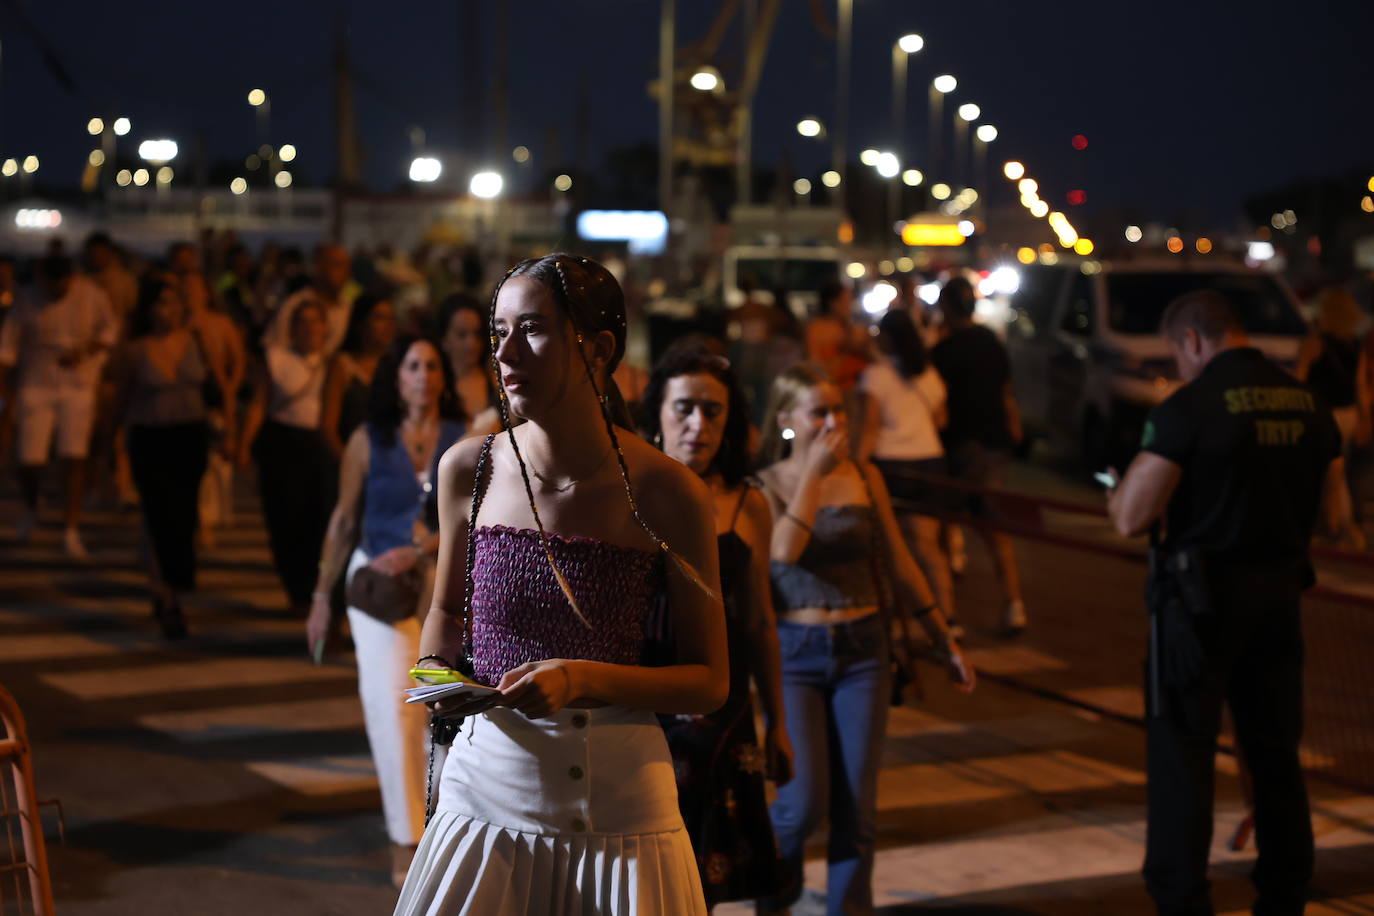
[770, 504, 879, 612]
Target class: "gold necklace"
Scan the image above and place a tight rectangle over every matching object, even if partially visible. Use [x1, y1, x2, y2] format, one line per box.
[529, 445, 613, 493]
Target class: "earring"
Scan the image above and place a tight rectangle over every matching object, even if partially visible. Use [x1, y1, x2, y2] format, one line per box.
[652, 431, 663, 448]
[782, 428, 796, 441]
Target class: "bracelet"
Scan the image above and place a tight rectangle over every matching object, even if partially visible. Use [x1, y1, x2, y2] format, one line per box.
[783, 511, 813, 534]
[416, 654, 454, 669]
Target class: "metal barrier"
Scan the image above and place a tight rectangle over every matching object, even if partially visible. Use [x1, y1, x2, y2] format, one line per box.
[882, 465, 1374, 797]
[0, 685, 55, 916]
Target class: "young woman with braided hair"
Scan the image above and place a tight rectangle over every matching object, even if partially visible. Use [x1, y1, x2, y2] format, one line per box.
[395, 255, 726, 914]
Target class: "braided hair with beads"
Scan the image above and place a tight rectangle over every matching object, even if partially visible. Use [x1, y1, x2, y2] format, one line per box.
[487, 254, 719, 628]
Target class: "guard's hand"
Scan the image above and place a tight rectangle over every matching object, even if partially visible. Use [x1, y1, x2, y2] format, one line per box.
[765, 724, 794, 786]
[497, 659, 580, 719]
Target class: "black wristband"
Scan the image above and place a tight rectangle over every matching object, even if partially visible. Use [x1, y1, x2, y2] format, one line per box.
[415, 654, 454, 669]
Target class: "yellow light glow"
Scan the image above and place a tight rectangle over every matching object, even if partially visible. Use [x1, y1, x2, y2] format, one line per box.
[1166, 236, 1184, 253]
[88, 150, 106, 167]
[846, 261, 867, 279]
[879, 259, 896, 275]
[248, 88, 266, 107]
[1367, 176, 1374, 193]
[279, 144, 297, 162]
[957, 103, 981, 122]
[797, 118, 822, 138]
[1125, 225, 1143, 243]
[275, 170, 293, 188]
[896, 256, 915, 272]
[115, 169, 132, 187]
[1073, 238, 1094, 256]
[512, 145, 530, 163]
[901, 223, 967, 246]
[822, 170, 842, 188]
[1003, 161, 1025, 180]
[87, 117, 104, 136]
[933, 74, 957, 94]
[1018, 178, 1038, 195]
[931, 183, 951, 200]
[21, 156, 39, 174]
[113, 117, 131, 136]
[976, 124, 998, 143]
[838, 221, 854, 244]
[860, 149, 880, 166]
[1016, 247, 1036, 264]
[1039, 251, 1059, 265]
[554, 174, 573, 192]
[133, 168, 149, 186]
[793, 178, 812, 195]
[901, 169, 923, 186]
[156, 166, 174, 185]
[1030, 200, 1049, 217]
[1362, 196, 1374, 213]
[230, 177, 248, 195]
[1195, 237, 1213, 254]
[0, 159, 15, 177]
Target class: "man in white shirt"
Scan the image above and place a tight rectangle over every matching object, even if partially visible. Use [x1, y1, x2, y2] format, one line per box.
[0, 256, 117, 556]
[262, 244, 354, 356]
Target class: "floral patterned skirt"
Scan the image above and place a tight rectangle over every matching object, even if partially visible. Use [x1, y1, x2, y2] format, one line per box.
[660, 696, 782, 906]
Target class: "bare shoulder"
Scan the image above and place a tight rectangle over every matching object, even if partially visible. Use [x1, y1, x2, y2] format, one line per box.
[438, 434, 493, 495]
[752, 463, 788, 508]
[621, 431, 713, 529]
[740, 485, 772, 528]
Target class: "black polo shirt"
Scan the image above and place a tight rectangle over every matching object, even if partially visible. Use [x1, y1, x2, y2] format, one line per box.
[1142, 347, 1340, 564]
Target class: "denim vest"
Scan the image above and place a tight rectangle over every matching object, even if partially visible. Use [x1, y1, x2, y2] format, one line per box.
[360, 420, 464, 557]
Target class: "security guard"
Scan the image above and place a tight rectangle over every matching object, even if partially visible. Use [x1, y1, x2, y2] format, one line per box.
[1107, 290, 1359, 916]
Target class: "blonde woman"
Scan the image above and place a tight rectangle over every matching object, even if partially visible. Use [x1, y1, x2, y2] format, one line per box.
[755, 364, 974, 914]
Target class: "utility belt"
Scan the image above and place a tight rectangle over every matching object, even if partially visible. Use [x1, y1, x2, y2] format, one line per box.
[1146, 534, 1214, 712]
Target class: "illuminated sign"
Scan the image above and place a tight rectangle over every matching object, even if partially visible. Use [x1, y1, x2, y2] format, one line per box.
[900, 222, 966, 246]
[576, 210, 668, 254]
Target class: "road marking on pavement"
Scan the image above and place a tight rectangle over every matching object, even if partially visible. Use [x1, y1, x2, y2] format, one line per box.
[0, 632, 124, 662]
[245, 756, 379, 796]
[41, 657, 355, 699]
[137, 695, 365, 740]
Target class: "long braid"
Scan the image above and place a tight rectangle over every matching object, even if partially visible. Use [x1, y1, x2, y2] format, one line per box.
[487, 268, 592, 629]
[553, 258, 721, 602]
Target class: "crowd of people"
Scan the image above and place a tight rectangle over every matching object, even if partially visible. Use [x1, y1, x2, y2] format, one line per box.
[1, 234, 1370, 915]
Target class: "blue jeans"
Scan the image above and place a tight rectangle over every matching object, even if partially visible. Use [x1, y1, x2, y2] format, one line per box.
[767, 614, 889, 915]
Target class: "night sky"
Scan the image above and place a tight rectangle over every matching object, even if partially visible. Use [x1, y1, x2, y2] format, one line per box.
[6, 0, 1373, 227]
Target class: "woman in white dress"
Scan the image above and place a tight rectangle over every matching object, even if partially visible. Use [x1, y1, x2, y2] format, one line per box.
[395, 254, 727, 915]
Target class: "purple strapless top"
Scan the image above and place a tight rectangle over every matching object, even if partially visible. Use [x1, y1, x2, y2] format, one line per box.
[469, 525, 665, 686]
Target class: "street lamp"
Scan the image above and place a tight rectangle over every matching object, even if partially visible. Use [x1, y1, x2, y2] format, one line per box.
[86, 118, 104, 136]
[279, 144, 297, 162]
[138, 139, 179, 163]
[112, 118, 131, 136]
[689, 67, 721, 92]
[973, 124, 997, 214]
[554, 174, 573, 192]
[891, 33, 923, 159]
[875, 152, 900, 178]
[409, 157, 442, 182]
[470, 171, 503, 199]
[796, 118, 823, 138]
[957, 103, 981, 122]
[1003, 160, 1025, 180]
[929, 75, 957, 181]
[901, 169, 924, 186]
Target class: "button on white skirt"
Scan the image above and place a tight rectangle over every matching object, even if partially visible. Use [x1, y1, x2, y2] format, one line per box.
[393, 704, 706, 915]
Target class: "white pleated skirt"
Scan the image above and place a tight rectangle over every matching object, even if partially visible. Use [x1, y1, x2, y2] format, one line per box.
[393, 704, 706, 915]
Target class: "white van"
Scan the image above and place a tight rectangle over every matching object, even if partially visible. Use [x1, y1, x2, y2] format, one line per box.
[1004, 259, 1308, 470]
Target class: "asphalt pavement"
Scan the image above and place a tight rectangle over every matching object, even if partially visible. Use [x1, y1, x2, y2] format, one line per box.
[2, 460, 1372, 916]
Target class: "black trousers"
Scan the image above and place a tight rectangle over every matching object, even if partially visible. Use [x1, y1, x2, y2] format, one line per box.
[127, 422, 209, 591]
[253, 420, 337, 608]
[1144, 564, 1313, 916]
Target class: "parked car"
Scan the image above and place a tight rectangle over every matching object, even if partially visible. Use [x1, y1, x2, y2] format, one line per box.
[1004, 259, 1308, 471]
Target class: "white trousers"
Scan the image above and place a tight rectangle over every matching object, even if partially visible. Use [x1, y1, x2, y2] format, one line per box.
[345, 547, 445, 845]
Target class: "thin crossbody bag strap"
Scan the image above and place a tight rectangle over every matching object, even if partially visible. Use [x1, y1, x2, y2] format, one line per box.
[425, 434, 496, 827]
